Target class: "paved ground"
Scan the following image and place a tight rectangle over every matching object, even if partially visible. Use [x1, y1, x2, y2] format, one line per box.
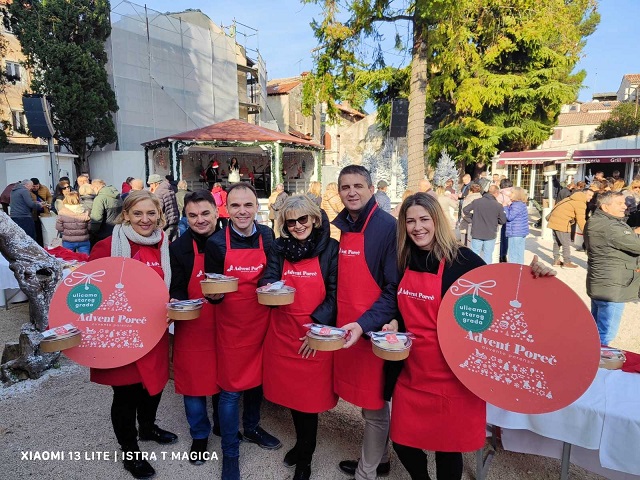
[1, 228, 631, 480]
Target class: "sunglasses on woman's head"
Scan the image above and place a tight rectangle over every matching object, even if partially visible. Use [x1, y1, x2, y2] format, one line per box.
[285, 215, 309, 228]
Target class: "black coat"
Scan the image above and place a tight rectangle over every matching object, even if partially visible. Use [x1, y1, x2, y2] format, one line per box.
[169, 228, 216, 300]
[332, 196, 399, 333]
[259, 212, 338, 326]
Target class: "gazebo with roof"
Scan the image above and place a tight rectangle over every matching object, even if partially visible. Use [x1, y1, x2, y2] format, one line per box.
[141, 119, 323, 195]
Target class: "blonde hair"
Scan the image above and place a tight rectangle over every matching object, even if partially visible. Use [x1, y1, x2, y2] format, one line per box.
[63, 191, 80, 205]
[308, 181, 322, 197]
[177, 180, 188, 190]
[325, 182, 338, 193]
[510, 186, 528, 203]
[78, 184, 94, 196]
[278, 195, 322, 238]
[397, 193, 459, 272]
[612, 179, 625, 192]
[117, 190, 166, 229]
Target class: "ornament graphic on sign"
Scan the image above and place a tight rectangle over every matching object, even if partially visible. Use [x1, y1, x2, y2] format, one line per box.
[49, 257, 169, 368]
[457, 266, 551, 398]
[438, 263, 600, 414]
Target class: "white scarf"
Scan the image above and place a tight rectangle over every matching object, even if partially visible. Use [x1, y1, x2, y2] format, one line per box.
[111, 223, 171, 288]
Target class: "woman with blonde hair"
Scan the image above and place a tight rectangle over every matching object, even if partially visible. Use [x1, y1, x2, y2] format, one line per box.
[89, 190, 176, 479]
[307, 181, 323, 207]
[320, 182, 343, 240]
[505, 187, 529, 264]
[388, 193, 554, 480]
[55, 191, 90, 254]
[260, 195, 338, 480]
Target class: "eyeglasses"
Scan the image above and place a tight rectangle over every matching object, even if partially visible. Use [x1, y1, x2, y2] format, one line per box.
[285, 215, 309, 228]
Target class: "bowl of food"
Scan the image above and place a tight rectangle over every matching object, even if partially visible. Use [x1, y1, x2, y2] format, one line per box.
[201, 273, 238, 295]
[167, 299, 204, 321]
[369, 332, 413, 361]
[256, 282, 296, 306]
[40, 324, 82, 353]
[599, 347, 626, 370]
[305, 324, 346, 351]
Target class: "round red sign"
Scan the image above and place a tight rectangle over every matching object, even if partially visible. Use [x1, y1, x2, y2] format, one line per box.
[48, 257, 169, 368]
[438, 263, 600, 414]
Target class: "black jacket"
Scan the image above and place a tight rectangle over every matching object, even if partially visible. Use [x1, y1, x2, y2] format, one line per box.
[462, 192, 506, 240]
[332, 196, 399, 333]
[259, 212, 338, 326]
[205, 222, 275, 274]
[169, 228, 216, 300]
[383, 246, 485, 401]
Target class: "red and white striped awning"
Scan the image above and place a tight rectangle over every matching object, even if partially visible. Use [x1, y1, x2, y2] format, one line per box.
[571, 149, 640, 163]
[497, 150, 569, 165]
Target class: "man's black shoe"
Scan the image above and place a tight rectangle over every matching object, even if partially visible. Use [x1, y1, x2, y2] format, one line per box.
[189, 438, 209, 465]
[242, 426, 282, 450]
[123, 458, 155, 479]
[139, 425, 178, 445]
[339, 459, 390, 477]
[293, 463, 311, 480]
[283, 447, 298, 468]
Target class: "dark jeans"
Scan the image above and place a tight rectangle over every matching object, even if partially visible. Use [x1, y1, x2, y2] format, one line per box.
[111, 384, 162, 451]
[11, 216, 36, 242]
[218, 386, 262, 457]
[552, 230, 572, 262]
[290, 409, 318, 467]
[499, 224, 508, 259]
[393, 442, 463, 480]
[184, 393, 220, 439]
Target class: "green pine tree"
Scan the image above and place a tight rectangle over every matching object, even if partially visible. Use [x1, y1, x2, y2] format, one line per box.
[8, 0, 118, 172]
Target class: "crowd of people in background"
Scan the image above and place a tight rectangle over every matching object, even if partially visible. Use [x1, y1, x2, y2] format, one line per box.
[1, 164, 636, 479]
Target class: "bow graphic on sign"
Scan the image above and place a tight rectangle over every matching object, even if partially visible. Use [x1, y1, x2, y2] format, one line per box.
[450, 279, 496, 303]
[63, 270, 106, 290]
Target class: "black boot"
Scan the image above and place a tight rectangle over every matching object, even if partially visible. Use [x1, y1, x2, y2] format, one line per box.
[122, 449, 155, 479]
[189, 438, 209, 465]
[221, 455, 240, 480]
[283, 446, 298, 468]
[293, 463, 311, 480]
[139, 424, 178, 444]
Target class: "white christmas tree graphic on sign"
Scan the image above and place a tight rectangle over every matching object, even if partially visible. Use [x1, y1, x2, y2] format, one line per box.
[459, 266, 552, 399]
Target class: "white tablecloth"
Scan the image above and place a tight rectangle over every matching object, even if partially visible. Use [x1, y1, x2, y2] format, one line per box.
[0, 254, 20, 290]
[488, 368, 640, 478]
[0, 254, 27, 307]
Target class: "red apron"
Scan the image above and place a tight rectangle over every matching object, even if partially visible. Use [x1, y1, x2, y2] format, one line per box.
[390, 262, 486, 452]
[263, 257, 338, 413]
[216, 228, 270, 392]
[173, 240, 219, 396]
[334, 205, 385, 410]
[90, 241, 170, 396]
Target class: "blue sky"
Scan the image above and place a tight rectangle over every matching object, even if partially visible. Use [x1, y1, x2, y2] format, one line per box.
[143, 0, 639, 102]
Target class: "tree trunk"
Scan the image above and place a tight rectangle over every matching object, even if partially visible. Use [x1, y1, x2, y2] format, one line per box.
[0, 211, 63, 383]
[407, 17, 429, 190]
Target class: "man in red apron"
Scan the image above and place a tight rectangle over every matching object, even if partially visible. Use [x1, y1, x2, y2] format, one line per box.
[204, 183, 281, 480]
[169, 190, 220, 465]
[332, 165, 399, 480]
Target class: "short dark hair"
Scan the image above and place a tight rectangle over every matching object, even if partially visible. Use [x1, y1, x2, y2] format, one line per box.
[338, 165, 373, 188]
[227, 182, 258, 202]
[184, 189, 216, 209]
[30, 177, 40, 185]
[500, 179, 513, 189]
